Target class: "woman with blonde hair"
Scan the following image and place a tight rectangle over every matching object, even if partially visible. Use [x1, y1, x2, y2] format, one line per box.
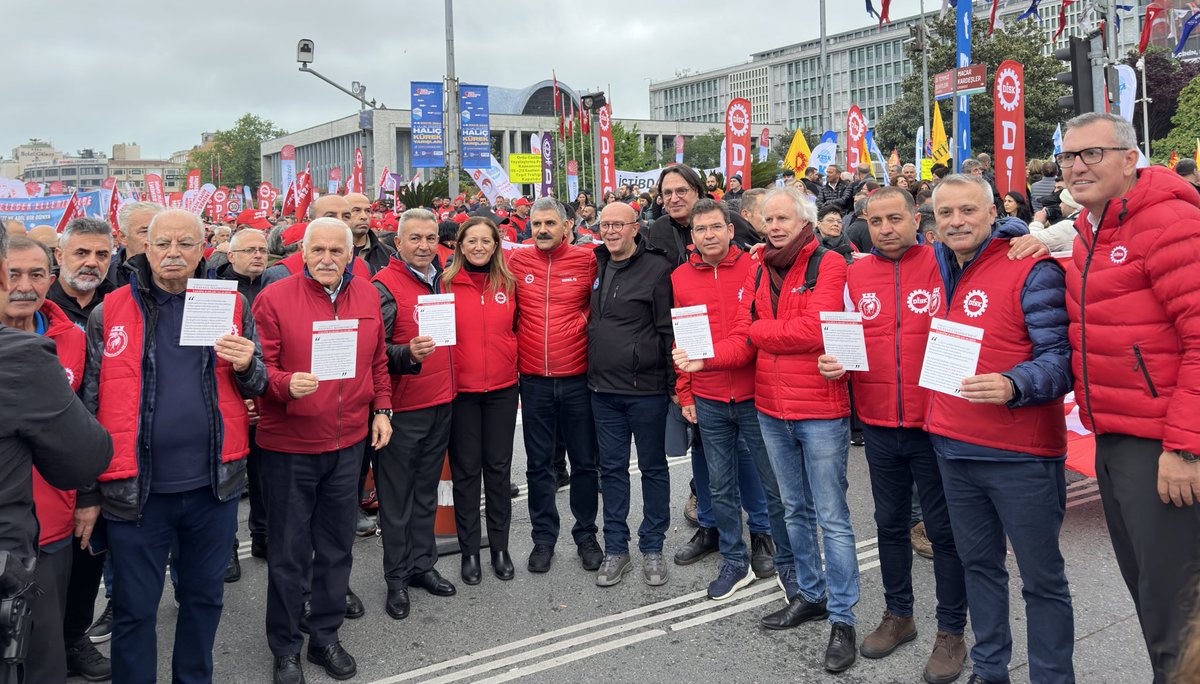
[441, 217, 520, 584]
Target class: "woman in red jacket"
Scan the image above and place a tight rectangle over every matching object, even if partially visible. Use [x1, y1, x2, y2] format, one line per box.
[442, 216, 520, 584]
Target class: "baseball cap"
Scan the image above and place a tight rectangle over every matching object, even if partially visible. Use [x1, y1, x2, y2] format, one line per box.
[236, 209, 271, 230]
[282, 222, 309, 246]
[513, 197, 532, 208]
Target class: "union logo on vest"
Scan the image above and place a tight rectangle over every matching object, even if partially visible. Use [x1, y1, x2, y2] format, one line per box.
[105, 325, 129, 358]
[859, 292, 882, 320]
[963, 289, 989, 318]
[1110, 245, 1128, 265]
[907, 289, 932, 315]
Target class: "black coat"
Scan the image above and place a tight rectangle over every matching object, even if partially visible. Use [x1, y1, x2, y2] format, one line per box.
[817, 180, 854, 215]
[646, 213, 761, 268]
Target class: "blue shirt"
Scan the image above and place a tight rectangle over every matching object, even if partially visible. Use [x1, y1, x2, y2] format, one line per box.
[147, 280, 212, 493]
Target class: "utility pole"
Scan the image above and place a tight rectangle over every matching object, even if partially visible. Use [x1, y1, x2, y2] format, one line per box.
[920, 0, 931, 140]
[820, 0, 830, 135]
[444, 0, 460, 198]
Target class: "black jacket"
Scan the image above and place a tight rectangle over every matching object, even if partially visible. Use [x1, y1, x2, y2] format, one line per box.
[817, 180, 854, 215]
[210, 261, 266, 308]
[646, 214, 761, 268]
[45, 277, 116, 328]
[587, 236, 675, 396]
[0, 326, 112, 567]
[82, 256, 268, 521]
[843, 217, 871, 254]
[356, 230, 397, 275]
[107, 248, 134, 287]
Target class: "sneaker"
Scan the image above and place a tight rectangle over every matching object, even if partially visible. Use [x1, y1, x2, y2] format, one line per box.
[707, 561, 754, 600]
[775, 564, 800, 603]
[595, 553, 632, 587]
[66, 637, 112, 681]
[356, 508, 378, 537]
[577, 536, 603, 571]
[683, 492, 699, 527]
[850, 431, 865, 447]
[911, 521, 934, 560]
[673, 527, 718, 565]
[528, 543, 555, 573]
[86, 600, 113, 643]
[924, 631, 968, 684]
[749, 533, 776, 578]
[642, 552, 669, 586]
[860, 611, 917, 659]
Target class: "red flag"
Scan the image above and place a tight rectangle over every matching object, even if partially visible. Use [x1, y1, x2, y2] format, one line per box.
[186, 169, 201, 192]
[1169, 150, 1180, 169]
[580, 102, 589, 135]
[988, 0, 1001, 35]
[107, 186, 121, 232]
[145, 174, 165, 204]
[1139, 4, 1163, 53]
[724, 99, 753, 188]
[993, 60, 1027, 199]
[54, 191, 83, 233]
[257, 182, 273, 211]
[378, 165, 390, 194]
[1055, 0, 1075, 40]
[878, 0, 892, 25]
[282, 183, 296, 216]
[295, 163, 313, 219]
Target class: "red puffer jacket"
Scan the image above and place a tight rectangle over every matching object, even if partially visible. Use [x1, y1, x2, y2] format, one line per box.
[671, 246, 756, 406]
[508, 239, 596, 377]
[708, 238, 851, 420]
[33, 300, 86, 547]
[448, 269, 518, 392]
[1066, 165, 1200, 453]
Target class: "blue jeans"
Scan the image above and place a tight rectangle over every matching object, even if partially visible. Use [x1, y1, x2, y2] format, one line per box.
[861, 424, 966, 634]
[935, 448, 1074, 684]
[520, 374, 600, 547]
[690, 421, 771, 537]
[107, 487, 239, 684]
[694, 397, 789, 569]
[757, 414, 859, 625]
[591, 392, 670, 555]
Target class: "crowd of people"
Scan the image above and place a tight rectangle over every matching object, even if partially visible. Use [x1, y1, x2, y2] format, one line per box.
[2, 111, 1199, 684]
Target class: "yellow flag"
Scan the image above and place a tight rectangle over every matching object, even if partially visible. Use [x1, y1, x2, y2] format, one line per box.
[930, 103, 951, 166]
[1169, 151, 1179, 170]
[783, 129, 813, 172]
[860, 138, 873, 170]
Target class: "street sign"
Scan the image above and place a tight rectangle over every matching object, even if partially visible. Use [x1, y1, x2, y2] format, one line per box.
[934, 64, 988, 100]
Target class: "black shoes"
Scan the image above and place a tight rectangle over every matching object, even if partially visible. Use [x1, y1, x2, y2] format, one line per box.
[509, 482, 521, 497]
[225, 537, 241, 580]
[760, 596, 830, 630]
[251, 535, 268, 559]
[66, 637, 112, 681]
[491, 550, 515, 580]
[528, 543, 555, 573]
[673, 527, 719, 565]
[307, 641, 357, 680]
[850, 431, 865, 447]
[577, 537, 603, 571]
[412, 569, 456, 596]
[273, 654, 306, 684]
[355, 509, 378, 537]
[385, 586, 410, 620]
[462, 554, 482, 585]
[750, 533, 776, 578]
[824, 622, 858, 673]
[966, 675, 1007, 684]
[345, 589, 365, 619]
[86, 600, 113, 643]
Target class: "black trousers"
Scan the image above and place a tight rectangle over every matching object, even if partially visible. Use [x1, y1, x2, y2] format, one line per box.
[261, 443, 362, 656]
[62, 520, 106, 644]
[449, 385, 519, 555]
[245, 426, 267, 542]
[26, 542, 72, 683]
[377, 403, 453, 588]
[1096, 433, 1200, 684]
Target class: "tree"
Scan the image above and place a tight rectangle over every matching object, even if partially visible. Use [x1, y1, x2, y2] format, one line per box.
[611, 122, 657, 172]
[187, 114, 287, 189]
[1151, 72, 1200, 163]
[682, 129, 725, 170]
[1124, 48, 1200, 154]
[875, 13, 1066, 163]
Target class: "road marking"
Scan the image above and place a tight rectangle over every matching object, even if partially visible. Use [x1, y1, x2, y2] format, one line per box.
[471, 631, 665, 684]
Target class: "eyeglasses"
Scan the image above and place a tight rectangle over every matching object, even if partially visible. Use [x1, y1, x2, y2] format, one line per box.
[230, 247, 269, 255]
[150, 240, 200, 251]
[598, 221, 637, 232]
[1054, 147, 1129, 166]
[659, 187, 694, 198]
[691, 223, 728, 235]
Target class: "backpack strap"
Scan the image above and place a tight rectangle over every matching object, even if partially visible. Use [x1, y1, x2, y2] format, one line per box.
[749, 264, 764, 322]
[802, 245, 828, 293]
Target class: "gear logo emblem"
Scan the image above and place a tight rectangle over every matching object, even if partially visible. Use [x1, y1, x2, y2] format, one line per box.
[907, 289, 932, 314]
[598, 106, 611, 132]
[847, 110, 866, 140]
[963, 289, 989, 318]
[728, 102, 751, 137]
[996, 67, 1022, 112]
[1110, 245, 1128, 265]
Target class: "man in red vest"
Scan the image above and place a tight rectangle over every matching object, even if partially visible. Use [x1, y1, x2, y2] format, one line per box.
[253, 217, 396, 684]
[82, 208, 267, 683]
[927, 174, 1074, 684]
[817, 188, 967, 684]
[372, 208, 455, 620]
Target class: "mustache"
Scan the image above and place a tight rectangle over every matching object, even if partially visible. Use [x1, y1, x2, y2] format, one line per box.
[8, 290, 38, 302]
[159, 258, 189, 269]
[71, 266, 101, 279]
[536, 233, 553, 240]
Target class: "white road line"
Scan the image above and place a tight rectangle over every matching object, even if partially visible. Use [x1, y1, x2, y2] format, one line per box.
[470, 630, 665, 684]
[670, 592, 780, 631]
[1067, 493, 1102, 508]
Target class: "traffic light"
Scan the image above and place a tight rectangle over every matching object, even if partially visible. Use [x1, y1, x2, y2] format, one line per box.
[1055, 36, 1094, 116]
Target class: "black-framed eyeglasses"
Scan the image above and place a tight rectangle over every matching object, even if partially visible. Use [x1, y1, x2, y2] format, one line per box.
[598, 221, 637, 232]
[1054, 147, 1129, 166]
[230, 247, 269, 255]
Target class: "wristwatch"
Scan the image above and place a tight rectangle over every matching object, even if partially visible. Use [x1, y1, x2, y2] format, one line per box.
[373, 409, 393, 419]
[1178, 450, 1199, 463]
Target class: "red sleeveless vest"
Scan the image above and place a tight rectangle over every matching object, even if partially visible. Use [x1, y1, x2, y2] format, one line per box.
[371, 260, 456, 411]
[33, 300, 86, 546]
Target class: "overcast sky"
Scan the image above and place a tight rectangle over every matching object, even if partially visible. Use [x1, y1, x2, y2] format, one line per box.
[3, 0, 937, 160]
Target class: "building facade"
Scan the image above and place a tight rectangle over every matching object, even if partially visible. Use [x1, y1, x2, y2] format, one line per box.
[21, 152, 109, 190]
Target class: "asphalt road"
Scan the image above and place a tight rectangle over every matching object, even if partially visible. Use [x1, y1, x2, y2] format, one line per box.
[75, 430, 1151, 684]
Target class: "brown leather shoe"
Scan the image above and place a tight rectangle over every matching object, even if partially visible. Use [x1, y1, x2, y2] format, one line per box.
[859, 611, 917, 659]
[911, 521, 934, 559]
[923, 631, 967, 684]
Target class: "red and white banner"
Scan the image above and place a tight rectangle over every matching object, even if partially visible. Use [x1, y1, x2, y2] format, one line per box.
[282, 184, 296, 217]
[107, 185, 121, 231]
[145, 174, 164, 205]
[213, 186, 229, 220]
[186, 169, 201, 192]
[378, 166, 391, 193]
[846, 105, 867, 169]
[280, 145, 297, 193]
[597, 104, 616, 197]
[27, 182, 44, 197]
[54, 191, 84, 232]
[724, 99, 752, 187]
[167, 192, 183, 209]
[188, 183, 216, 217]
[350, 148, 365, 195]
[295, 163, 313, 219]
[674, 135, 684, 166]
[101, 177, 117, 191]
[257, 182, 273, 211]
[993, 60, 1027, 199]
[328, 167, 342, 195]
[48, 181, 63, 196]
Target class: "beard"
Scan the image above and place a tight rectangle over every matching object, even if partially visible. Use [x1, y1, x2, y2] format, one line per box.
[64, 266, 103, 293]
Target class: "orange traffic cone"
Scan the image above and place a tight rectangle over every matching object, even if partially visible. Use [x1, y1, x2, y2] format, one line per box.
[432, 452, 489, 556]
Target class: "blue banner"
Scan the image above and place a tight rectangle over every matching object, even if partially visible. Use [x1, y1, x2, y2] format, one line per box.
[955, 0, 973, 171]
[460, 84, 491, 170]
[410, 82, 446, 168]
[0, 190, 105, 230]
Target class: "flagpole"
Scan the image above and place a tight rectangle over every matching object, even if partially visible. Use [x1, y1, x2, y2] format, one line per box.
[1136, 55, 1151, 157]
[920, 0, 931, 144]
[820, 0, 830, 135]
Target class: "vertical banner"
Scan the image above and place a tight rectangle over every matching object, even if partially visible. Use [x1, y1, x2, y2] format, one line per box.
[280, 145, 297, 193]
[597, 104, 616, 197]
[758, 127, 770, 162]
[1115, 64, 1136, 123]
[350, 148, 365, 195]
[189, 184, 216, 218]
[467, 155, 519, 204]
[145, 174, 165, 205]
[674, 135, 684, 165]
[993, 60, 1027, 199]
[213, 187, 229, 220]
[257, 182, 273, 211]
[186, 170, 201, 192]
[724, 98, 752, 187]
[810, 131, 839, 176]
[955, 0, 973, 170]
[328, 167, 342, 195]
[540, 133, 556, 198]
[295, 163, 313, 219]
[459, 84, 491, 170]
[914, 126, 924, 176]
[410, 82, 446, 168]
[846, 106, 866, 168]
[566, 160, 580, 201]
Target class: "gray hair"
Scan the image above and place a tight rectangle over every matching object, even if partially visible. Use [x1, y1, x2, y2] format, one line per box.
[398, 208, 438, 235]
[762, 186, 818, 226]
[959, 159, 983, 174]
[60, 216, 114, 250]
[302, 217, 354, 253]
[230, 227, 267, 251]
[1063, 111, 1138, 150]
[932, 173, 994, 207]
[530, 197, 568, 222]
[740, 188, 767, 215]
[0, 222, 7, 260]
[6, 235, 52, 269]
[116, 201, 164, 236]
[148, 209, 204, 241]
[267, 224, 292, 256]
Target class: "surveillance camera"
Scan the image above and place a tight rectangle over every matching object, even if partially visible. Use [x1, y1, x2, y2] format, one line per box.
[297, 39, 314, 64]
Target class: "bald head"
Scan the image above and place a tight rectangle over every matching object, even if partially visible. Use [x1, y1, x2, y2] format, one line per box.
[311, 194, 352, 225]
[4, 220, 24, 237]
[344, 192, 371, 240]
[27, 225, 58, 250]
[598, 201, 639, 261]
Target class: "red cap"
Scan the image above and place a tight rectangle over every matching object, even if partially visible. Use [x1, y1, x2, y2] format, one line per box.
[513, 197, 532, 208]
[236, 209, 271, 230]
[282, 222, 308, 246]
[452, 212, 470, 224]
[455, 194, 466, 202]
